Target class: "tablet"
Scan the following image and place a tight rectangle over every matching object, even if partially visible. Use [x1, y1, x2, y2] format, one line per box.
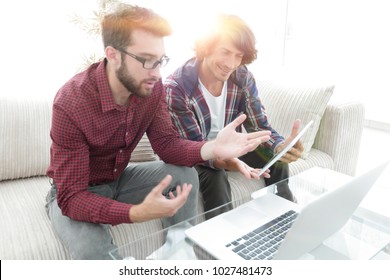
[258, 120, 314, 176]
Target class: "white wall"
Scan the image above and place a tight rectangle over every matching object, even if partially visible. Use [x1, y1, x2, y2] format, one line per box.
[284, 0, 390, 124]
[1, 0, 101, 99]
[2, 0, 388, 125]
[0, 0, 287, 99]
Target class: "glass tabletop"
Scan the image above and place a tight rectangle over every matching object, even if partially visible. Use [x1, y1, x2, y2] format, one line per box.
[109, 166, 390, 260]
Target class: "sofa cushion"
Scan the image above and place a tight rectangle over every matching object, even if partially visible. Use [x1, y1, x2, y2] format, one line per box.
[0, 176, 69, 259]
[258, 80, 334, 158]
[0, 97, 52, 181]
[289, 148, 334, 175]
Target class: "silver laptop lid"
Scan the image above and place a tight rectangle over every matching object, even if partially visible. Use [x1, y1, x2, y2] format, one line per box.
[273, 161, 389, 259]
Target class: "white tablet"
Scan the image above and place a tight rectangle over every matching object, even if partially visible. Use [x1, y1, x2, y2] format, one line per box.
[258, 120, 314, 176]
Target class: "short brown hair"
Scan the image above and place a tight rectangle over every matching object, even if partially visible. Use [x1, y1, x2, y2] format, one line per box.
[101, 4, 172, 50]
[194, 14, 257, 65]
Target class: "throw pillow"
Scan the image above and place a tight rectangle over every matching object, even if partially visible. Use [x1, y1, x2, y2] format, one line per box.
[258, 80, 335, 159]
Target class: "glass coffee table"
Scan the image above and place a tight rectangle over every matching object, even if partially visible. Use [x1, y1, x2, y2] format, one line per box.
[109, 166, 390, 260]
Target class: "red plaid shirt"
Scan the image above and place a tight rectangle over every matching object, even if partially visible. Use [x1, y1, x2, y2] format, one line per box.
[47, 59, 205, 225]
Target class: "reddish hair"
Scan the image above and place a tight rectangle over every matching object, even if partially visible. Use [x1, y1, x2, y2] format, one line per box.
[102, 4, 172, 50]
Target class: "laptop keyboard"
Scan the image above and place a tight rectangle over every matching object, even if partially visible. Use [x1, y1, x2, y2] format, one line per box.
[225, 210, 298, 260]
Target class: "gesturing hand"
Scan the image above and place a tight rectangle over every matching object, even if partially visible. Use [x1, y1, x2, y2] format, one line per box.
[201, 114, 271, 161]
[129, 175, 192, 223]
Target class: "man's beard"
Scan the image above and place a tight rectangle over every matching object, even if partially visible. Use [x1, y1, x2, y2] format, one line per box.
[116, 62, 155, 98]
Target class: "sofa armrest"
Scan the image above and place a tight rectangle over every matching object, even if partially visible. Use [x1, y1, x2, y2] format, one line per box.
[313, 100, 365, 176]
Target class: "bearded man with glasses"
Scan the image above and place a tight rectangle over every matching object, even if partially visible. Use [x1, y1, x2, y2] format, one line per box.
[45, 3, 271, 260]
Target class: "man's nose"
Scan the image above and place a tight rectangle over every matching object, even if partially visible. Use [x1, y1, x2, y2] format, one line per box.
[148, 66, 161, 79]
[225, 55, 238, 70]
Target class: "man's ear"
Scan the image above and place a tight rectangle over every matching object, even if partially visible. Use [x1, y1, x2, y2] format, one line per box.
[105, 46, 120, 65]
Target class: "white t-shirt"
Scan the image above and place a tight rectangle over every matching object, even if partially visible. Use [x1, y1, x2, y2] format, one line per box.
[199, 80, 227, 140]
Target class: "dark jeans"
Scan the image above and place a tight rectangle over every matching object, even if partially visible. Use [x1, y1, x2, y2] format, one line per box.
[197, 145, 292, 220]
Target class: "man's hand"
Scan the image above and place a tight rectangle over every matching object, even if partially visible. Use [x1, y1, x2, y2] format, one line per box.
[214, 158, 271, 180]
[201, 114, 271, 161]
[129, 175, 192, 223]
[276, 119, 304, 163]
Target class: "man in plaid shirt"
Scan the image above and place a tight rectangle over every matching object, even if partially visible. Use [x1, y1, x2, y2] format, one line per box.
[165, 14, 303, 219]
[45, 5, 271, 259]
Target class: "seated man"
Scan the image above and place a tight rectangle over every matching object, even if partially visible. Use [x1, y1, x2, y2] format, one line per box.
[164, 14, 303, 219]
[45, 5, 271, 260]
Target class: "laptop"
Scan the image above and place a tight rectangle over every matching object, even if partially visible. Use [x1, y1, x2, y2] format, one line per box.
[185, 161, 389, 260]
[258, 120, 313, 176]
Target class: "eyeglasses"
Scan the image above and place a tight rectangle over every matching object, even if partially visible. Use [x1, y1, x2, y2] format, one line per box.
[117, 48, 170, 70]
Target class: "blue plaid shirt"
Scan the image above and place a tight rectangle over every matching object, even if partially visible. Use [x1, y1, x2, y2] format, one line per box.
[164, 58, 284, 166]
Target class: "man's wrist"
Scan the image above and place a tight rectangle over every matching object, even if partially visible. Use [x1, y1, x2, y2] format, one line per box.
[129, 204, 144, 223]
[200, 140, 216, 161]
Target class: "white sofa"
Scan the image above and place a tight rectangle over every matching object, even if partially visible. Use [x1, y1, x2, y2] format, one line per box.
[0, 80, 365, 259]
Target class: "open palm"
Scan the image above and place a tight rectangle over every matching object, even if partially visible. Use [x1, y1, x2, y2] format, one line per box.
[214, 115, 271, 160]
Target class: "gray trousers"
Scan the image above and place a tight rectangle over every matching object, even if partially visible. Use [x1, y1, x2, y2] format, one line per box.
[45, 161, 199, 260]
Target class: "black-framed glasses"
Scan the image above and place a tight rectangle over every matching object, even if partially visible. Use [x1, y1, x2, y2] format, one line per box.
[117, 48, 170, 70]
